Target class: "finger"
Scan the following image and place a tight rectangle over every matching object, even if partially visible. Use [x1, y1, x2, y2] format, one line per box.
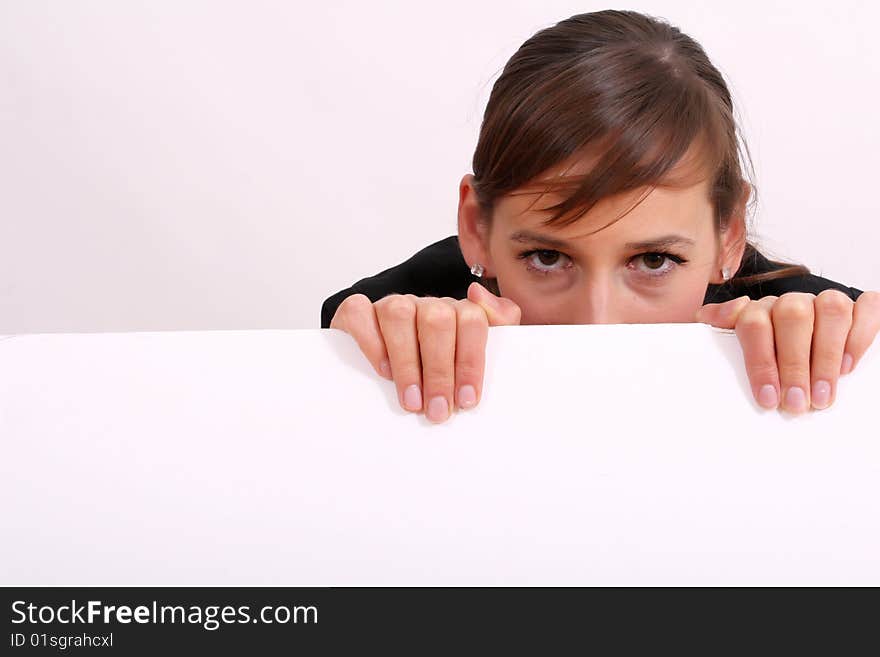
[809, 290, 853, 409]
[735, 300, 780, 410]
[842, 291, 880, 374]
[467, 282, 522, 326]
[330, 294, 392, 380]
[375, 295, 423, 413]
[453, 300, 489, 411]
[695, 295, 752, 328]
[771, 293, 815, 414]
[416, 299, 457, 423]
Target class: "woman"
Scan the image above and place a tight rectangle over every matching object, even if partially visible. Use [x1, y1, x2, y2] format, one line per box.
[321, 9, 879, 423]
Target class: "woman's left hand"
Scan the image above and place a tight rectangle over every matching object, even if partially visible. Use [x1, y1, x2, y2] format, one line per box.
[696, 290, 880, 413]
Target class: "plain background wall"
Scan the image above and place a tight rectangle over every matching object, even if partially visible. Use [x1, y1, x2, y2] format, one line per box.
[1, 0, 878, 334]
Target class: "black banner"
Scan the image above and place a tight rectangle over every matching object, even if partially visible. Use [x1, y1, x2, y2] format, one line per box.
[1, 586, 875, 653]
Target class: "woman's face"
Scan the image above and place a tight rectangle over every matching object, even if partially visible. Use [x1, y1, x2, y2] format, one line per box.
[480, 176, 734, 325]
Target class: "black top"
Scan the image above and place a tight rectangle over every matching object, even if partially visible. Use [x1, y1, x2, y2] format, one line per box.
[321, 236, 864, 328]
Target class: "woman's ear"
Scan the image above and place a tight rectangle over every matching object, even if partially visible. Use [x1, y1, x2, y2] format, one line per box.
[712, 180, 750, 283]
[457, 173, 493, 275]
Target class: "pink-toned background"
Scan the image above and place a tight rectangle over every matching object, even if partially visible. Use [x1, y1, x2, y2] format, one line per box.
[2, 0, 877, 333]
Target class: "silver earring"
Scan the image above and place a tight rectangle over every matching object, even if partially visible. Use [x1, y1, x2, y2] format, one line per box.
[722, 267, 731, 281]
[470, 263, 485, 277]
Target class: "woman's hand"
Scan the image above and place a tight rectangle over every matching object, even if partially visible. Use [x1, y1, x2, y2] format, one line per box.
[696, 290, 880, 413]
[330, 282, 522, 423]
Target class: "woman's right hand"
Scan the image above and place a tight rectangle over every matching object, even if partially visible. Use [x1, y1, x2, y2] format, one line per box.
[329, 282, 522, 423]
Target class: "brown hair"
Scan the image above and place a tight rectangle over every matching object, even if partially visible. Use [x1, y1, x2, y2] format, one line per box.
[470, 9, 807, 292]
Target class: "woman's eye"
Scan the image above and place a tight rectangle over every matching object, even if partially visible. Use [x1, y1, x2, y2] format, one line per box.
[630, 252, 686, 276]
[643, 253, 666, 269]
[520, 249, 572, 275]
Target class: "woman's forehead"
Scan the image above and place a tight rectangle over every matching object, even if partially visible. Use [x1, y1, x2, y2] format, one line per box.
[523, 134, 713, 188]
[492, 135, 717, 236]
[495, 177, 715, 245]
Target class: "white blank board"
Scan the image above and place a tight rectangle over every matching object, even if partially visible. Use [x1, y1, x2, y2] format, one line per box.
[1, 324, 878, 585]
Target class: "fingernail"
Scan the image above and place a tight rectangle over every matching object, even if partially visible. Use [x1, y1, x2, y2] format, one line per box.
[783, 386, 808, 414]
[379, 359, 391, 379]
[841, 353, 854, 375]
[403, 384, 422, 412]
[458, 385, 477, 409]
[811, 380, 831, 409]
[757, 384, 778, 409]
[426, 396, 449, 422]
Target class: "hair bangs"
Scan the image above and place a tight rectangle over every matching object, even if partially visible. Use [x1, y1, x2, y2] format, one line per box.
[517, 74, 729, 233]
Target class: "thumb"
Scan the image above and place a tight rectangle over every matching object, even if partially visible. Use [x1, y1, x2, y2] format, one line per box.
[695, 295, 751, 329]
[467, 282, 522, 326]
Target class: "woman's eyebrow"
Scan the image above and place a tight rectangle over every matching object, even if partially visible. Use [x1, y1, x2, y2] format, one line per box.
[508, 230, 695, 251]
[509, 230, 572, 249]
[624, 236, 696, 251]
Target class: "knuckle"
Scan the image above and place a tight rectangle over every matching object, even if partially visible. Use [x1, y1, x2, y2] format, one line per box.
[815, 290, 853, 317]
[421, 366, 455, 391]
[339, 293, 370, 311]
[333, 293, 373, 330]
[389, 354, 422, 381]
[775, 354, 810, 380]
[748, 360, 779, 383]
[419, 301, 456, 331]
[736, 305, 771, 332]
[338, 293, 371, 317]
[811, 352, 840, 374]
[812, 334, 845, 360]
[455, 364, 483, 384]
[771, 293, 815, 323]
[756, 295, 778, 311]
[393, 367, 422, 385]
[857, 290, 880, 311]
[777, 366, 810, 385]
[456, 301, 489, 327]
[378, 295, 416, 323]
